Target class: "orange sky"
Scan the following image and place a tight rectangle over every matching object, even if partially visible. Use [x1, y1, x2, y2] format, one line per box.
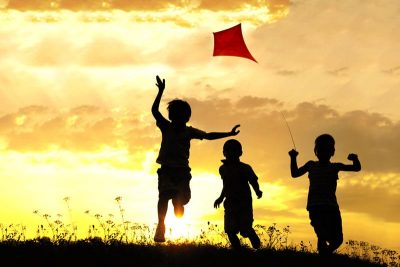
[0, 0, 399, 250]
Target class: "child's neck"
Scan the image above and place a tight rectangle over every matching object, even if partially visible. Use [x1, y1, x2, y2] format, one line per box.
[224, 157, 240, 163]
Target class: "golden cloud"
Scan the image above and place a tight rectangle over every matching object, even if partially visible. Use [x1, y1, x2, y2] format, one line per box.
[6, 0, 291, 12]
[2, 99, 399, 176]
[338, 180, 400, 223]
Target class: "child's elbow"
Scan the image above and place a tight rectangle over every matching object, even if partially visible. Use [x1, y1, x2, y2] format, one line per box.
[352, 162, 361, 172]
[290, 172, 300, 178]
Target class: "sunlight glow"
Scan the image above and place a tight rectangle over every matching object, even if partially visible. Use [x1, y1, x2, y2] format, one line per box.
[15, 115, 27, 126]
[164, 213, 194, 241]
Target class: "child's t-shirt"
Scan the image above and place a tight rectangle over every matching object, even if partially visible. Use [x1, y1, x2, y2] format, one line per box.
[307, 161, 341, 210]
[156, 117, 206, 168]
[219, 160, 258, 207]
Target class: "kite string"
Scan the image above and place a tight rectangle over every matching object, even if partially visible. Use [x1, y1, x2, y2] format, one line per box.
[281, 111, 297, 150]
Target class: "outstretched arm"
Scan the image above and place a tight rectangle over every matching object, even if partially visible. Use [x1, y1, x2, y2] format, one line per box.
[214, 189, 225, 209]
[204, 125, 240, 140]
[247, 166, 263, 199]
[338, 153, 361, 172]
[289, 149, 309, 178]
[250, 180, 263, 199]
[151, 75, 167, 122]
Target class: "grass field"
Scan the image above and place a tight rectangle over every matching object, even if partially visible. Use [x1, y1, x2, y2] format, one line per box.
[0, 241, 387, 267]
[1, 197, 397, 267]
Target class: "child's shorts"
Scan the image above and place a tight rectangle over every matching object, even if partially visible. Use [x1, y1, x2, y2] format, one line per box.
[308, 206, 343, 244]
[224, 201, 254, 237]
[157, 166, 192, 205]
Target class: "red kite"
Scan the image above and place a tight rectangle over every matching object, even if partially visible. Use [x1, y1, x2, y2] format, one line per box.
[213, 23, 257, 63]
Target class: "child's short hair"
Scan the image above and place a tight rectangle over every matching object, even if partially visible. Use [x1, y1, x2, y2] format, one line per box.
[167, 99, 191, 123]
[314, 134, 335, 154]
[223, 139, 243, 158]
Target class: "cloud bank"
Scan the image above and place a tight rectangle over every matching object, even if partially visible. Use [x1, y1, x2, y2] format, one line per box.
[5, 0, 290, 12]
[1, 99, 399, 225]
[1, 98, 400, 177]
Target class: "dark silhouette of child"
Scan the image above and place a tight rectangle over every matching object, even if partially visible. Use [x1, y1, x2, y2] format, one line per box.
[289, 134, 361, 260]
[214, 139, 263, 249]
[152, 75, 240, 242]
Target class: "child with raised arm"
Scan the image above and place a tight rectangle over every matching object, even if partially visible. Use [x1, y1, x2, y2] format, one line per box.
[152, 75, 240, 242]
[288, 134, 361, 260]
[214, 139, 263, 249]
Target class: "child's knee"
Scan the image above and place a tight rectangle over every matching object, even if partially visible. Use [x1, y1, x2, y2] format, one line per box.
[239, 228, 255, 238]
[181, 192, 191, 205]
[173, 187, 191, 205]
[172, 195, 190, 207]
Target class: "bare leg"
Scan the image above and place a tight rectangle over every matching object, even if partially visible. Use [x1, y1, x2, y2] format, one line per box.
[154, 197, 168, 242]
[172, 198, 184, 218]
[318, 239, 329, 254]
[172, 179, 190, 218]
[327, 226, 343, 253]
[247, 228, 261, 249]
[227, 232, 241, 249]
[318, 239, 334, 267]
[158, 197, 168, 224]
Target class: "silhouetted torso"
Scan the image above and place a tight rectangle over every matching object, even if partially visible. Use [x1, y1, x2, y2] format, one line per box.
[307, 161, 339, 210]
[156, 117, 206, 167]
[219, 160, 258, 208]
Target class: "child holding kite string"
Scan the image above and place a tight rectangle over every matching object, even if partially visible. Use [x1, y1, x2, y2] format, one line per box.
[288, 134, 361, 261]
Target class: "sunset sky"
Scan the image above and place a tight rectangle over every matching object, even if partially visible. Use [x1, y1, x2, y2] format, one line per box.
[0, 0, 399, 250]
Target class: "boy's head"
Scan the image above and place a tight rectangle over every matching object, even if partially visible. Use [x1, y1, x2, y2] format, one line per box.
[314, 134, 335, 161]
[167, 99, 191, 124]
[223, 139, 243, 160]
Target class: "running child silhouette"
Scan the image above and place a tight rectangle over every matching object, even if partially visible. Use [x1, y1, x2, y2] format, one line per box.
[214, 139, 262, 249]
[289, 134, 361, 260]
[152, 75, 240, 242]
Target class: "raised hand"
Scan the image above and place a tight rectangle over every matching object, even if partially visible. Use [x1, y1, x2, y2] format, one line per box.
[155, 75, 165, 91]
[288, 149, 299, 158]
[230, 124, 240, 136]
[347, 153, 358, 161]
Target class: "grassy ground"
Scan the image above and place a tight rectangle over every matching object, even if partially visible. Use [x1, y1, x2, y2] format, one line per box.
[0, 241, 385, 267]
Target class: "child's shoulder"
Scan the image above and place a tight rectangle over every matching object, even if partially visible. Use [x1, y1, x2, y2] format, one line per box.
[219, 160, 249, 170]
[219, 161, 227, 172]
[305, 160, 316, 167]
[236, 161, 255, 174]
[239, 161, 253, 169]
[304, 160, 318, 171]
[156, 116, 170, 129]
